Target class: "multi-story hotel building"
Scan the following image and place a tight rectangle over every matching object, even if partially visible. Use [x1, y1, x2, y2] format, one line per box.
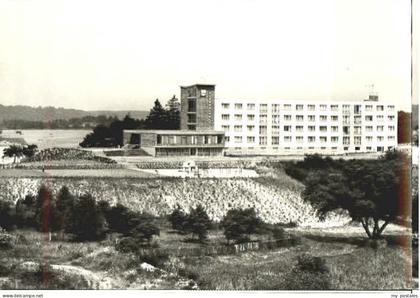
[124, 84, 397, 156]
[215, 95, 397, 155]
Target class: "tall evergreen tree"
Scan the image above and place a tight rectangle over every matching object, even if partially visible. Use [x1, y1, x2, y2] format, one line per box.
[15, 194, 37, 228]
[145, 99, 170, 129]
[67, 194, 108, 241]
[166, 95, 180, 129]
[34, 184, 54, 233]
[0, 201, 15, 231]
[54, 186, 76, 232]
[185, 204, 212, 242]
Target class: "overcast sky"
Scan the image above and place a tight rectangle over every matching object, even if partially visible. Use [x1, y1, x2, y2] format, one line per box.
[0, 0, 414, 111]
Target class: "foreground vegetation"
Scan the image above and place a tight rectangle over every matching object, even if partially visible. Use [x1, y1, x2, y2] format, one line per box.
[0, 227, 412, 290]
[0, 175, 347, 226]
[0, 153, 415, 290]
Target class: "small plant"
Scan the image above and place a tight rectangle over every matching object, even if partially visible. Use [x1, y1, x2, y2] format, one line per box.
[115, 237, 139, 253]
[0, 228, 14, 249]
[137, 249, 169, 268]
[282, 254, 331, 290]
[221, 208, 263, 244]
[296, 254, 328, 273]
[168, 204, 188, 234]
[184, 205, 212, 242]
[270, 226, 285, 240]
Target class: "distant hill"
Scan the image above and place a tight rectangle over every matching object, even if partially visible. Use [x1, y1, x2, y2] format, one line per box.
[86, 110, 149, 120]
[0, 104, 148, 122]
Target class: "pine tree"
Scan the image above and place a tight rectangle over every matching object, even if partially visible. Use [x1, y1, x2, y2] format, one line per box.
[186, 204, 212, 242]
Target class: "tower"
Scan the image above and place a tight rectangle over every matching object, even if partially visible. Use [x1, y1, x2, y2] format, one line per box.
[180, 84, 216, 131]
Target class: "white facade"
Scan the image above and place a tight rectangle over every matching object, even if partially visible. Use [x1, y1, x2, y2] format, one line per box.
[214, 99, 398, 155]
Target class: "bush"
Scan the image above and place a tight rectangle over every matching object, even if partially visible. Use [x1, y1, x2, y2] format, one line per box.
[283, 269, 332, 290]
[66, 194, 108, 241]
[0, 201, 15, 231]
[269, 226, 285, 240]
[0, 229, 13, 249]
[221, 208, 263, 244]
[130, 221, 160, 244]
[105, 203, 135, 235]
[296, 254, 329, 273]
[178, 267, 200, 281]
[15, 195, 36, 228]
[137, 249, 169, 268]
[168, 204, 189, 233]
[282, 254, 331, 290]
[185, 205, 212, 242]
[284, 164, 307, 182]
[115, 237, 139, 253]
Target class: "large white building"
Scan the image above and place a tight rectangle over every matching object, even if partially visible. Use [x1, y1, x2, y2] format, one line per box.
[124, 84, 398, 157]
[214, 95, 398, 155]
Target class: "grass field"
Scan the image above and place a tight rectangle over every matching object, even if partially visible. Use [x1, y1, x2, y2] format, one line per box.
[0, 228, 413, 290]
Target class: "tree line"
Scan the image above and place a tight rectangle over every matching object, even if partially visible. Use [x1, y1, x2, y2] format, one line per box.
[0, 115, 119, 130]
[0, 184, 280, 246]
[0, 185, 160, 243]
[79, 97, 180, 147]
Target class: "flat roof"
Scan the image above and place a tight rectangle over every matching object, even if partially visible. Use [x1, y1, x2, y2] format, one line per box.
[124, 129, 224, 135]
[214, 98, 394, 105]
[180, 84, 215, 89]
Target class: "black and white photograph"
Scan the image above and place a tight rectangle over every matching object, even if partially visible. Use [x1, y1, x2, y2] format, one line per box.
[0, 0, 418, 295]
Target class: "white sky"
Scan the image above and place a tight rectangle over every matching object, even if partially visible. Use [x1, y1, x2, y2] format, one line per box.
[0, 0, 413, 111]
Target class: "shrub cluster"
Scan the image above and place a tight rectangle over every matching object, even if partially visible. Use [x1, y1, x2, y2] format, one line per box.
[221, 208, 264, 244]
[23, 147, 116, 164]
[168, 204, 212, 242]
[0, 185, 160, 244]
[282, 254, 331, 290]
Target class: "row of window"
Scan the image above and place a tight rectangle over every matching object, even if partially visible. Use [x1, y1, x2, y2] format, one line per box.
[230, 146, 393, 152]
[228, 135, 396, 144]
[221, 125, 396, 133]
[157, 135, 224, 145]
[221, 103, 395, 112]
[220, 114, 395, 122]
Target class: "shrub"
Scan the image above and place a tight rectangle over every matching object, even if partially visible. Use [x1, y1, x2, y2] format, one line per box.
[221, 208, 263, 244]
[66, 194, 108, 241]
[168, 204, 189, 233]
[115, 237, 139, 253]
[105, 203, 135, 235]
[270, 226, 285, 240]
[296, 254, 329, 273]
[0, 228, 13, 249]
[15, 195, 36, 228]
[282, 254, 331, 290]
[283, 269, 332, 290]
[137, 249, 169, 268]
[178, 268, 200, 281]
[185, 205, 212, 242]
[0, 201, 15, 231]
[130, 221, 160, 244]
[284, 164, 307, 182]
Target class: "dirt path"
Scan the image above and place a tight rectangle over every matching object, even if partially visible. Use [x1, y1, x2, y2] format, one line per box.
[18, 261, 117, 289]
[50, 264, 116, 289]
